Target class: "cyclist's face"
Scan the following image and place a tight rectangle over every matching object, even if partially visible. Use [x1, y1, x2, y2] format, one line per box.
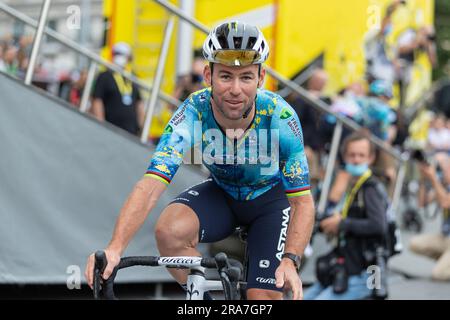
[204, 63, 265, 120]
[344, 139, 375, 165]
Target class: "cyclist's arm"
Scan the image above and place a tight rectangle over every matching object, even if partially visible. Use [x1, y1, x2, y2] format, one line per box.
[110, 98, 199, 253]
[274, 100, 315, 257]
[272, 100, 314, 299]
[285, 193, 315, 257]
[110, 98, 199, 252]
[86, 99, 199, 287]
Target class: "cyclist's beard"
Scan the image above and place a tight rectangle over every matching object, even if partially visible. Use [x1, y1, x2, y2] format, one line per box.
[211, 89, 254, 121]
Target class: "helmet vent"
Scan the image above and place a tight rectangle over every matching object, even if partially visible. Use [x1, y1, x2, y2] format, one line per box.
[218, 36, 228, 49]
[247, 37, 257, 49]
[233, 37, 243, 49]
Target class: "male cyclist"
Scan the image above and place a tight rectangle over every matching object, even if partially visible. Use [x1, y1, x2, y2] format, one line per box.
[85, 21, 315, 300]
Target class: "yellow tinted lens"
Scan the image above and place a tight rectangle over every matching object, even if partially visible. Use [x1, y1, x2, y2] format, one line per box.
[213, 50, 260, 66]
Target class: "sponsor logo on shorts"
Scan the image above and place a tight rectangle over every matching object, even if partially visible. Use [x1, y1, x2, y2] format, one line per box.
[173, 197, 190, 202]
[181, 178, 212, 193]
[259, 260, 270, 269]
[188, 190, 199, 196]
[276, 207, 290, 261]
[200, 229, 205, 242]
[256, 277, 276, 284]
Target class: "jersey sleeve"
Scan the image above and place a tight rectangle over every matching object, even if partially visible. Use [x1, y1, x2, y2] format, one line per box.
[145, 99, 199, 185]
[272, 99, 311, 198]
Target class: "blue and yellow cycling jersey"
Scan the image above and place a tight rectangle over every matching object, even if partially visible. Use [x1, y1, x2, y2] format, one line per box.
[145, 88, 310, 201]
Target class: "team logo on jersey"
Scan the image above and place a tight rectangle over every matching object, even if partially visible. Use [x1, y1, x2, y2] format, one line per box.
[280, 108, 293, 119]
[199, 92, 207, 102]
[163, 125, 173, 134]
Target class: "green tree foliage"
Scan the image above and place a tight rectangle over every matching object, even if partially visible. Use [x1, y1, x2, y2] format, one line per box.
[434, 0, 450, 80]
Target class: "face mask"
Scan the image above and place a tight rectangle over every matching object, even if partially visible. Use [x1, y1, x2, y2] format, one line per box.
[345, 163, 369, 177]
[383, 24, 393, 37]
[113, 55, 128, 67]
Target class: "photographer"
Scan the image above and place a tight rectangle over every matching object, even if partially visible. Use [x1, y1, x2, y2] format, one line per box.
[410, 154, 450, 281]
[396, 24, 437, 108]
[304, 132, 389, 300]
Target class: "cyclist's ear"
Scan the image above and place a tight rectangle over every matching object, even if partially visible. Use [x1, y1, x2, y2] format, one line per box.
[203, 64, 212, 87]
[257, 67, 266, 88]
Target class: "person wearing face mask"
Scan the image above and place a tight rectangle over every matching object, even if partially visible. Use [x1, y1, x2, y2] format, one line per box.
[304, 132, 390, 300]
[364, 0, 405, 86]
[91, 42, 145, 135]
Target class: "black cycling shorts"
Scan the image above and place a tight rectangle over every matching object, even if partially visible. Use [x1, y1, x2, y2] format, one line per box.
[170, 178, 291, 292]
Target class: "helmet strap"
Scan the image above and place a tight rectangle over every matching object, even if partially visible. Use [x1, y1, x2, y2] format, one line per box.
[242, 104, 253, 119]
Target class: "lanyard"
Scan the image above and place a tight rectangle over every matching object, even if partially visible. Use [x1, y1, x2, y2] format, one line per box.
[341, 169, 373, 219]
[112, 72, 133, 96]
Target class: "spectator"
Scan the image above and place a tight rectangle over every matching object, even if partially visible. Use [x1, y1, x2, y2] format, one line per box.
[289, 68, 330, 185]
[173, 49, 205, 104]
[427, 113, 450, 153]
[323, 81, 367, 146]
[91, 42, 145, 135]
[16, 35, 32, 78]
[3, 44, 19, 77]
[354, 79, 397, 142]
[68, 69, 88, 108]
[410, 156, 450, 281]
[328, 80, 397, 206]
[364, 0, 405, 85]
[0, 43, 6, 72]
[305, 132, 390, 299]
[396, 25, 437, 108]
[433, 81, 450, 119]
[329, 82, 365, 119]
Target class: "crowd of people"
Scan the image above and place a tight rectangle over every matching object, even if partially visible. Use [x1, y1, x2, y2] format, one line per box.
[0, 35, 32, 79]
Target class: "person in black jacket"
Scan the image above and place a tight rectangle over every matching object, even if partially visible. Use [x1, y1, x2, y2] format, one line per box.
[304, 132, 389, 300]
[91, 42, 145, 135]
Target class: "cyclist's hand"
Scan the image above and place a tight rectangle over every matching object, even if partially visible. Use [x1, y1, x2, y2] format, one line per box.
[275, 260, 303, 300]
[85, 249, 121, 289]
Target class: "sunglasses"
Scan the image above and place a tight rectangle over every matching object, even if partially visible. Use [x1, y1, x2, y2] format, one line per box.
[213, 50, 261, 66]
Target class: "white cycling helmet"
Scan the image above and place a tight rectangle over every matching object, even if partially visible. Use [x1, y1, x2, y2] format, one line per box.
[203, 21, 269, 66]
[112, 42, 132, 57]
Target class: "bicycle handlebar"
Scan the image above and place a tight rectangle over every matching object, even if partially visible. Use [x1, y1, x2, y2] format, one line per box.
[93, 251, 241, 300]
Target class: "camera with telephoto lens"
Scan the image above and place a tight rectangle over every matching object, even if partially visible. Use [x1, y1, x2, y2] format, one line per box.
[411, 149, 430, 165]
[316, 251, 349, 293]
[331, 257, 348, 294]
